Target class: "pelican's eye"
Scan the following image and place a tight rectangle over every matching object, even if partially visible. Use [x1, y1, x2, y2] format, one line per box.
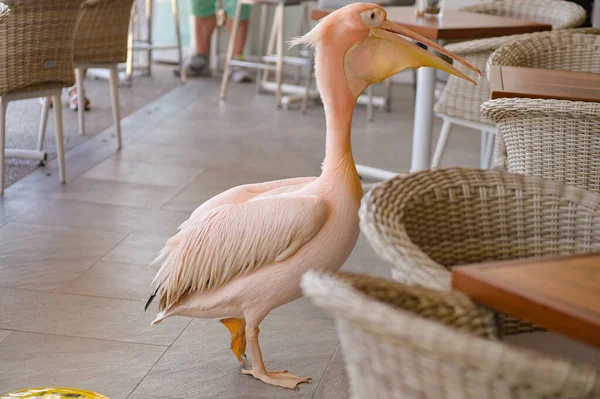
[360, 8, 385, 27]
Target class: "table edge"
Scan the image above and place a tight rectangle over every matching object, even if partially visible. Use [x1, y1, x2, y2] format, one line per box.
[452, 265, 600, 349]
[489, 66, 600, 102]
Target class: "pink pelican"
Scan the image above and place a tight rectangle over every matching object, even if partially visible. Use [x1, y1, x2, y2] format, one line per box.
[146, 3, 479, 390]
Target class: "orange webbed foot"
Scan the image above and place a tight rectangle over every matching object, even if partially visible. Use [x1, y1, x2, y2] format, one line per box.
[242, 369, 312, 390]
[220, 318, 247, 365]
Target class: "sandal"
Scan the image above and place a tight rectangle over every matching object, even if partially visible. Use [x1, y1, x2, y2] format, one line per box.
[67, 85, 91, 111]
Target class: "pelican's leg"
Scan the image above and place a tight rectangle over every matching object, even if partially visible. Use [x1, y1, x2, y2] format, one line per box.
[220, 318, 247, 364]
[242, 325, 311, 390]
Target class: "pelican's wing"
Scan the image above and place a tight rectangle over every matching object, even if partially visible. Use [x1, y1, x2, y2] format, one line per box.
[150, 195, 327, 311]
[180, 177, 317, 230]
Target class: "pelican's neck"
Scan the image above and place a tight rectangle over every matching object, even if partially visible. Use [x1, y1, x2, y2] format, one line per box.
[314, 46, 363, 201]
[315, 47, 358, 175]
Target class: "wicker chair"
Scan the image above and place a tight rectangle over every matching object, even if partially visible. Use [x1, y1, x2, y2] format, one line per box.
[430, 0, 587, 169]
[0, 0, 85, 194]
[302, 271, 600, 399]
[39, 0, 134, 147]
[482, 99, 600, 193]
[482, 31, 600, 191]
[359, 168, 600, 290]
[0, 3, 9, 24]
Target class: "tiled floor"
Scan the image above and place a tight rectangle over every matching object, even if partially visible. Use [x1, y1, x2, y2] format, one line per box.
[4, 66, 179, 187]
[2, 77, 595, 398]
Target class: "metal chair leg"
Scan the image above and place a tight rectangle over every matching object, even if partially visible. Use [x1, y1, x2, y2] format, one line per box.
[109, 66, 123, 149]
[274, 3, 284, 107]
[367, 86, 374, 121]
[172, 0, 185, 83]
[301, 49, 314, 114]
[52, 91, 66, 184]
[75, 68, 86, 136]
[384, 77, 392, 112]
[124, 5, 136, 87]
[261, 6, 278, 87]
[38, 97, 51, 153]
[255, 3, 268, 92]
[145, 0, 153, 76]
[431, 118, 453, 168]
[220, 0, 243, 100]
[483, 131, 495, 169]
[0, 98, 6, 194]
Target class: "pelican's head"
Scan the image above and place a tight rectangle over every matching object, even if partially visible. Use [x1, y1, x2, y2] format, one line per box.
[291, 3, 480, 98]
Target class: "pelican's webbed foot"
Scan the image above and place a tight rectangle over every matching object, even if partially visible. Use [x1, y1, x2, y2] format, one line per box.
[242, 369, 312, 390]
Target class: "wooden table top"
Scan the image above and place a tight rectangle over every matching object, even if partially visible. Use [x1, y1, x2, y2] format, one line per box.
[490, 65, 600, 102]
[311, 7, 552, 40]
[452, 253, 600, 349]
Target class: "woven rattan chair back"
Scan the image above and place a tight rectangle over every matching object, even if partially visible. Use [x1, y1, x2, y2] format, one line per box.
[461, 0, 587, 30]
[0, 0, 83, 96]
[73, 0, 135, 65]
[302, 271, 600, 399]
[483, 30, 600, 187]
[360, 168, 600, 290]
[487, 28, 600, 75]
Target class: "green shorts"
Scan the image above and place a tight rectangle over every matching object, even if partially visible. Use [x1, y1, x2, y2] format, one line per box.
[192, 0, 251, 21]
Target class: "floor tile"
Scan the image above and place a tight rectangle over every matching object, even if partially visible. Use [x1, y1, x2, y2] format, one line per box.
[133, 314, 338, 399]
[340, 235, 393, 279]
[14, 198, 188, 235]
[0, 330, 12, 344]
[117, 140, 245, 170]
[66, 261, 159, 301]
[0, 193, 43, 225]
[0, 287, 190, 346]
[271, 296, 332, 321]
[48, 177, 183, 209]
[83, 158, 203, 188]
[312, 364, 349, 399]
[0, 331, 166, 399]
[0, 222, 126, 291]
[128, 394, 182, 399]
[102, 233, 171, 266]
[331, 345, 345, 365]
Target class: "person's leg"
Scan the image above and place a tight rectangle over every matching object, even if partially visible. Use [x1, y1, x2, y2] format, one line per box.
[180, 0, 217, 77]
[61, 68, 90, 111]
[226, 19, 249, 57]
[225, 0, 253, 82]
[195, 15, 217, 55]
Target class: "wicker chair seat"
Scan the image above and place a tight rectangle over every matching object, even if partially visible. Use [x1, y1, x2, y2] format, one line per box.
[303, 271, 600, 399]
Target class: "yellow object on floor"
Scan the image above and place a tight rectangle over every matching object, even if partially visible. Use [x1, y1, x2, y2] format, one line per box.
[1, 387, 109, 398]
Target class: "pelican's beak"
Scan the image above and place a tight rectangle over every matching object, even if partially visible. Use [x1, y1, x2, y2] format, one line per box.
[344, 19, 481, 98]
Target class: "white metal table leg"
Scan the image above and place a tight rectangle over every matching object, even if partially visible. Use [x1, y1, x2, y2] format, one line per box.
[410, 66, 436, 172]
[356, 165, 399, 181]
